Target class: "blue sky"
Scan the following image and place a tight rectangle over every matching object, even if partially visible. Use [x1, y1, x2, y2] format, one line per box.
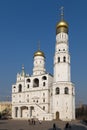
[0, 0, 87, 106]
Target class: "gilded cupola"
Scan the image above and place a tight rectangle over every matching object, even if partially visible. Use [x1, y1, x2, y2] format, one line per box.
[34, 50, 45, 57]
[56, 7, 68, 34]
[34, 42, 45, 58]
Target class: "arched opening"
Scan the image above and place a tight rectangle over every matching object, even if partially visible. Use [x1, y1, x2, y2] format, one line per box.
[19, 84, 22, 92]
[64, 87, 69, 94]
[26, 78, 31, 82]
[63, 56, 66, 62]
[33, 78, 39, 87]
[42, 76, 47, 80]
[55, 87, 60, 94]
[56, 111, 59, 120]
[21, 106, 28, 118]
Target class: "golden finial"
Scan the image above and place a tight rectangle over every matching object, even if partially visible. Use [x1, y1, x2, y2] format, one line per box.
[34, 41, 45, 58]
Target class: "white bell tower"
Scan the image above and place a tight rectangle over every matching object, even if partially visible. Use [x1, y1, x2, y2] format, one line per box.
[54, 7, 70, 82]
[33, 48, 46, 76]
[52, 7, 75, 121]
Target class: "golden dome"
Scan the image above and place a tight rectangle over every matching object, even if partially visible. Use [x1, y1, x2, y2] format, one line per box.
[34, 50, 45, 57]
[56, 20, 68, 28]
[56, 20, 68, 34]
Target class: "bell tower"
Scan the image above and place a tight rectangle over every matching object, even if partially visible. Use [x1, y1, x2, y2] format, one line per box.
[52, 7, 75, 121]
[54, 7, 70, 82]
[33, 48, 46, 76]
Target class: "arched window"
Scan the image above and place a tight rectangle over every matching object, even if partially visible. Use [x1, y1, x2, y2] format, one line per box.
[33, 78, 39, 87]
[58, 57, 60, 63]
[43, 98, 45, 102]
[64, 87, 69, 94]
[63, 56, 66, 62]
[19, 84, 22, 92]
[13, 86, 16, 89]
[26, 78, 31, 82]
[42, 76, 47, 80]
[56, 87, 60, 95]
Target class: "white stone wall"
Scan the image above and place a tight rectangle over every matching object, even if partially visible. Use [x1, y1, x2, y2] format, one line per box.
[12, 17, 75, 121]
[52, 82, 75, 121]
[33, 56, 46, 75]
[12, 73, 53, 120]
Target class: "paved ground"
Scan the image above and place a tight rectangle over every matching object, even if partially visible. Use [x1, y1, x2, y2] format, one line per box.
[0, 119, 87, 130]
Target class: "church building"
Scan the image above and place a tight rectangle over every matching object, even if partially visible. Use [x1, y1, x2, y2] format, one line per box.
[12, 8, 75, 121]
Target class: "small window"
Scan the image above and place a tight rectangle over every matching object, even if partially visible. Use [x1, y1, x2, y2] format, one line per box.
[43, 106, 45, 110]
[56, 87, 60, 94]
[13, 86, 16, 89]
[43, 82, 46, 86]
[19, 84, 22, 92]
[27, 99, 29, 102]
[64, 87, 69, 94]
[43, 99, 45, 102]
[27, 84, 29, 88]
[42, 76, 47, 80]
[63, 56, 66, 62]
[27, 78, 31, 82]
[58, 57, 60, 63]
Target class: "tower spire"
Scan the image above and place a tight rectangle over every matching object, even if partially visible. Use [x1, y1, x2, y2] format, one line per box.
[38, 40, 40, 50]
[60, 6, 64, 20]
[21, 64, 25, 77]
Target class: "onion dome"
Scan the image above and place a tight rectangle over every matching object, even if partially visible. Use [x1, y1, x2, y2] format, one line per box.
[56, 20, 68, 28]
[56, 7, 68, 34]
[34, 50, 45, 58]
[56, 20, 68, 34]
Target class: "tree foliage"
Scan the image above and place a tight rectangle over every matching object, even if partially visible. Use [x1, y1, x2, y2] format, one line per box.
[76, 106, 87, 120]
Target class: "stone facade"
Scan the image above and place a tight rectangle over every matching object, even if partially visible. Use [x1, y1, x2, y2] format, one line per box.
[12, 10, 75, 121]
